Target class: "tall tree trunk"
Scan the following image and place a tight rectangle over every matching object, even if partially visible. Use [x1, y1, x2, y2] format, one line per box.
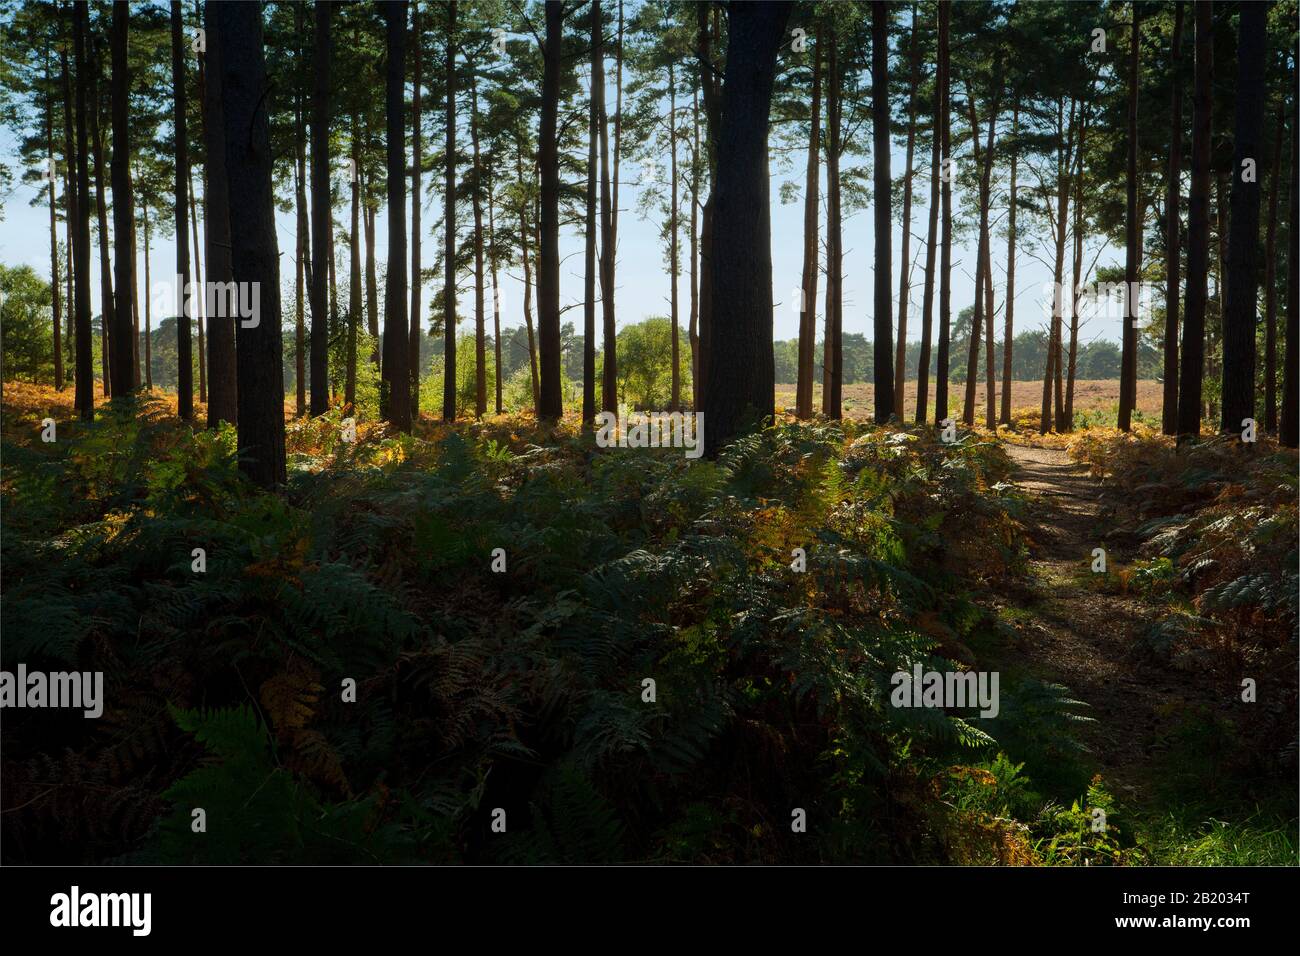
[669, 59, 680, 411]
[214, 0, 286, 487]
[1281, 100, 1299, 448]
[694, 2, 719, 408]
[1220, 2, 1266, 435]
[1263, 100, 1284, 434]
[537, 0, 563, 421]
[1162, 1, 1184, 435]
[170, 1, 192, 420]
[109, 1, 133, 398]
[516, 143, 540, 409]
[1177, 1, 1212, 438]
[597, 0, 617, 413]
[143, 197, 152, 389]
[1041, 98, 1073, 434]
[489, 177, 503, 414]
[963, 86, 998, 429]
[1065, 108, 1088, 430]
[61, 42, 76, 392]
[46, 47, 63, 392]
[309, 0, 331, 416]
[202, 0, 237, 425]
[293, 32, 308, 416]
[689, 82, 700, 409]
[893, 5, 919, 417]
[1000, 105, 1017, 425]
[1118, 9, 1142, 431]
[916, 27, 940, 425]
[583, 0, 599, 423]
[796, 27, 820, 420]
[129, 163, 140, 387]
[189, 169, 206, 405]
[701, 0, 791, 457]
[872, 1, 894, 423]
[71, 3, 93, 419]
[364, 174, 379, 364]
[383, 0, 412, 431]
[410, 0, 423, 417]
[442, 0, 458, 421]
[823, 24, 842, 419]
[472, 69, 487, 418]
[935, 3, 951, 424]
[346, 113, 361, 409]
[88, 38, 113, 399]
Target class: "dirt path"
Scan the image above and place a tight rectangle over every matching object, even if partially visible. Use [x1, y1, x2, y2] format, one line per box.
[997, 444, 1220, 803]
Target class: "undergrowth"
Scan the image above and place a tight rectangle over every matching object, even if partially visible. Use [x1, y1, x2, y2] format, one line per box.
[0, 390, 1183, 863]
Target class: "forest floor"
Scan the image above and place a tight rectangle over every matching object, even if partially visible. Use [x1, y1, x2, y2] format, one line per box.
[993, 442, 1252, 842]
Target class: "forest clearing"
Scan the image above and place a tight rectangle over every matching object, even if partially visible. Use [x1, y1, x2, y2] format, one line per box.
[0, 0, 1296, 892]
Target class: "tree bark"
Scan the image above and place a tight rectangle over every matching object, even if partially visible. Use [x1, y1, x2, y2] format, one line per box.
[1177, 1, 1212, 438]
[143, 195, 152, 389]
[872, 1, 894, 423]
[1263, 100, 1283, 433]
[202, 0, 236, 425]
[346, 112, 361, 410]
[689, 82, 700, 409]
[1281, 97, 1299, 448]
[472, 66, 487, 419]
[109, 3, 134, 398]
[597, 0, 617, 413]
[516, 142, 540, 409]
[88, 37, 113, 400]
[189, 168, 206, 406]
[293, 16, 308, 416]
[1118, 9, 1142, 431]
[443, 0, 458, 421]
[669, 58, 680, 411]
[934, 3, 951, 424]
[46, 44, 63, 392]
[61, 40, 76, 394]
[583, 0, 599, 423]
[964, 86, 998, 429]
[1065, 107, 1088, 430]
[308, 0, 331, 416]
[382, 0, 412, 431]
[1220, 1, 1266, 434]
[796, 27, 820, 420]
[410, 0, 423, 417]
[1162, 2, 1184, 435]
[893, 6, 919, 417]
[1000, 105, 1017, 425]
[364, 172, 379, 365]
[701, 0, 791, 457]
[694, 2, 719, 408]
[1041, 98, 1073, 434]
[170, 1, 192, 420]
[489, 175, 503, 414]
[823, 24, 842, 419]
[537, 0, 563, 421]
[71, 2, 93, 419]
[214, 0, 286, 487]
[916, 24, 940, 425]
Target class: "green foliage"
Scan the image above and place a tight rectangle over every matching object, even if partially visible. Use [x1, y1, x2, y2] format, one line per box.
[0, 403, 1153, 864]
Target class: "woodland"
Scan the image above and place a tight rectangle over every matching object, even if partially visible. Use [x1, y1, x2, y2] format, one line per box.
[0, 0, 1296, 865]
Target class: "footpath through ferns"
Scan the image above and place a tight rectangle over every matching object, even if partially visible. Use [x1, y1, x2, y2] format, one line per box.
[995, 437, 1296, 864]
[1, 385, 1294, 864]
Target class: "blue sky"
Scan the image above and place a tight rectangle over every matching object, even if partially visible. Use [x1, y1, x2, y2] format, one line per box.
[0, 52, 1131, 363]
